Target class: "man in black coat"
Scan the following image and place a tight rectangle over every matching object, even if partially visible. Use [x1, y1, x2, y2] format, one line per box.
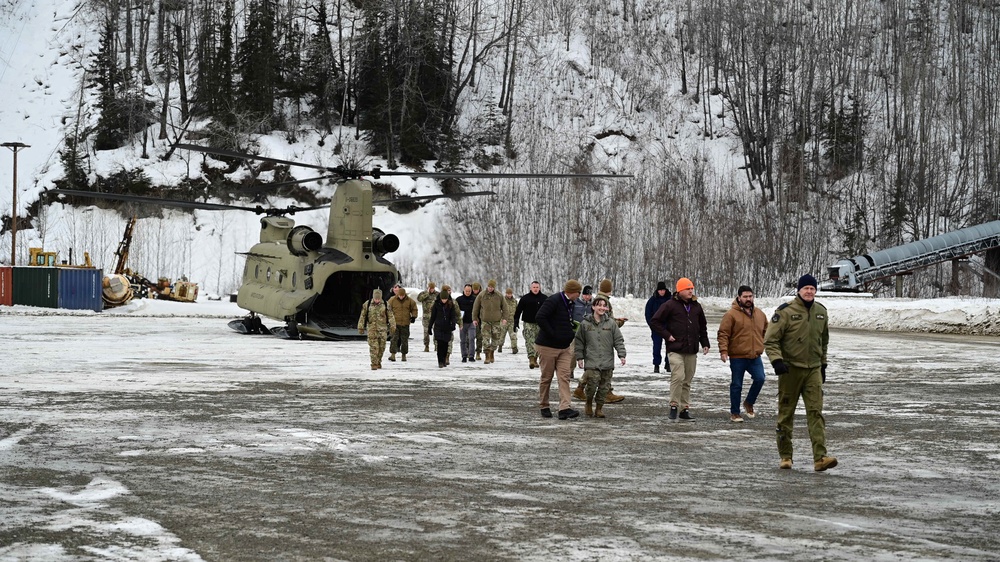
[514, 281, 547, 369]
[534, 279, 583, 420]
[456, 284, 478, 362]
[649, 277, 710, 421]
[644, 281, 672, 373]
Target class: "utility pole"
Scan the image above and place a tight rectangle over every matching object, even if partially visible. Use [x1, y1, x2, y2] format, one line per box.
[2, 142, 29, 266]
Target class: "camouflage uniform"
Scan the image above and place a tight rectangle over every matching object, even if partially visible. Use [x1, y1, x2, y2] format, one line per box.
[522, 323, 540, 359]
[416, 283, 438, 351]
[446, 298, 463, 360]
[357, 290, 396, 369]
[574, 307, 627, 411]
[574, 279, 626, 402]
[499, 290, 519, 353]
[471, 283, 483, 357]
[472, 281, 508, 358]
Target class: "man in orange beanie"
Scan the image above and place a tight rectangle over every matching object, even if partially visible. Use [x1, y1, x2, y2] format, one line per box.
[649, 277, 710, 421]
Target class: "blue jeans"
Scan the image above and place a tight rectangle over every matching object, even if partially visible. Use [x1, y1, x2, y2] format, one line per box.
[729, 357, 766, 414]
[651, 332, 664, 366]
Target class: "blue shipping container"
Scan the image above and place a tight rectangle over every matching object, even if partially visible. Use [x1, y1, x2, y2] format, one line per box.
[58, 268, 104, 312]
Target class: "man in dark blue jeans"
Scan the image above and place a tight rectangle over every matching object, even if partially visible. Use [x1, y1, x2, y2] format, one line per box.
[716, 285, 768, 423]
[644, 281, 671, 373]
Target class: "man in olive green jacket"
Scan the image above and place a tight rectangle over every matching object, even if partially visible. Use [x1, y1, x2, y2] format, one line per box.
[472, 279, 508, 364]
[764, 274, 837, 472]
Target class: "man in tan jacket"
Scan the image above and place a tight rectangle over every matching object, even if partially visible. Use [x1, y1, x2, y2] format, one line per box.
[717, 285, 768, 422]
[388, 287, 419, 362]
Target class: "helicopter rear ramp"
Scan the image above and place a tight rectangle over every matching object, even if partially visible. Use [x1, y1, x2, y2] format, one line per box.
[826, 220, 1000, 290]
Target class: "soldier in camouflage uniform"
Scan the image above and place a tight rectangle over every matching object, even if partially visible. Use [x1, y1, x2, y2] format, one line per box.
[498, 287, 519, 353]
[416, 282, 438, 352]
[471, 282, 483, 360]
[357, 288, 396, 370]
[472, 279, 509, 364]
[765, 274, 837, 472]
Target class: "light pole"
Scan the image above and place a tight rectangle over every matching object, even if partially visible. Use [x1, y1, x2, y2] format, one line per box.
[2, 142, 29, 266]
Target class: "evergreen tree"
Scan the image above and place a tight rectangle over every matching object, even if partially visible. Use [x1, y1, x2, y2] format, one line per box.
[355, 1, 455, 164]
[822, 98, 865, 180]
[52, 135, 90, 191]
[236, 0, 281, 126]
[90, 17, 154, 151]
[303, 0, 344, 134]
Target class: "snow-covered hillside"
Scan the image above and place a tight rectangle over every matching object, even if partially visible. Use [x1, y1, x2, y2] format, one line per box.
[3, 0, 999, 298]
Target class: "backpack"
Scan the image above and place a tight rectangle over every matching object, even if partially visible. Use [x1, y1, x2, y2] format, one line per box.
[363, 300, 390, 329]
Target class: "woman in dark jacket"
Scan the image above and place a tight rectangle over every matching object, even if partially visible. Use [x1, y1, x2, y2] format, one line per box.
[429, 291, 458, 368]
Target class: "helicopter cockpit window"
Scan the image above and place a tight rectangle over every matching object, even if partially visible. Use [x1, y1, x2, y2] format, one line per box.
[292, 272, 297, 288]
[266, 267, 272, 281]
[254, 264, 260, 279]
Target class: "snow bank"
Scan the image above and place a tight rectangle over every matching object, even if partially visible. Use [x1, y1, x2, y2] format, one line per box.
[3, 293, 999, 336]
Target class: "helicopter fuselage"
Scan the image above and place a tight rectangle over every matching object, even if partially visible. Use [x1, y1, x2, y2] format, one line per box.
[234, 179, 400, 339]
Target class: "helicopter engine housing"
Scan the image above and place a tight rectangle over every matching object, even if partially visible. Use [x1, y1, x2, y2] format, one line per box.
[287, 225, 322, 256]
[259, 216, 296, 243]
[371, 228, 399, 255]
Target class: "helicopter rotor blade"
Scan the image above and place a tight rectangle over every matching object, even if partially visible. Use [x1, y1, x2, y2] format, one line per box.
[237, 175, 337, 193]
[373, 191, 495, 205]
[48, 189, 270, 214]
[175, 144, 633, 180]
[176, 143, 335, 173]
[368, 170, 633, 180]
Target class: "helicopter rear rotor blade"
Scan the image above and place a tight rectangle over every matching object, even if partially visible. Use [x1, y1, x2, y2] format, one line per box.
[373, 191, 495, 205]
[371, 171, 633, 179]
[176, 143, 335, 173]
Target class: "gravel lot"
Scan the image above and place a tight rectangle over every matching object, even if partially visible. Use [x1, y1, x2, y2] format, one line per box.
[2, 313, 999, 561]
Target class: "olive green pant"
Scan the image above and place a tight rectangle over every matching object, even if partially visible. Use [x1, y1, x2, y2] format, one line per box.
[776, 364, 827, 462]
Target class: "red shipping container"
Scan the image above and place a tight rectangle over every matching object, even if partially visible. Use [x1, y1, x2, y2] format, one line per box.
[0, 266, 11, 306]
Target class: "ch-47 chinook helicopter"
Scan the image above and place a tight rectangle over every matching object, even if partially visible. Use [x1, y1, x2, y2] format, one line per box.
[51, 143, 631, 339]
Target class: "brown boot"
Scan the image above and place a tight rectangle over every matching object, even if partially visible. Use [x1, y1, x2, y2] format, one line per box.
[528, 356, 538, 369]
[572, 384, 586, 401]
[595, 404, 605, 418]
[401, 354, 407, 362]
[476, 352, 482, 361]
[605, 391, 625, 403]
[388, 353, 396, 361]
[371, 363, 378, 370]
[585, 399, 594, 417]
[424, 344, 430, 353]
